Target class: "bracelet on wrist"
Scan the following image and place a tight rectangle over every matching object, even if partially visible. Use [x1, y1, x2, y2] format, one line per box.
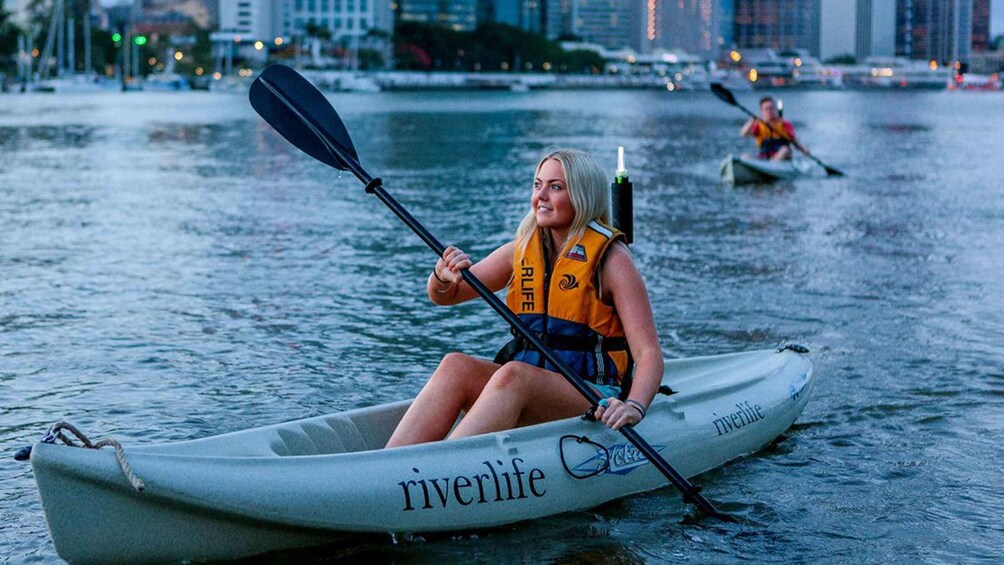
[432, 270, 450, 284]
[625, 399, 646, 419]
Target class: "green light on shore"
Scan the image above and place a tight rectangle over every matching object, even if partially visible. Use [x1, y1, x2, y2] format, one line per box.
[134, 35, 147, 46]
[112, 33, 121, 42]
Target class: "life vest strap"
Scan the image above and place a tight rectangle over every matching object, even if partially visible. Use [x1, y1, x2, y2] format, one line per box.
[509, 332, 628, 353]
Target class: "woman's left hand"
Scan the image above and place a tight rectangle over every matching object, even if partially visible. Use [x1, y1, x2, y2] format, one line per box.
[594, 398, 642, 430]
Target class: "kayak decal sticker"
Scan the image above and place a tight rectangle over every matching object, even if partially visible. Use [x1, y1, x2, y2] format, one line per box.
[712, 401, 765, 436]
[569, 441, 665, 477]
[399, 458, 545, 512]
[789, 372, 809, 401]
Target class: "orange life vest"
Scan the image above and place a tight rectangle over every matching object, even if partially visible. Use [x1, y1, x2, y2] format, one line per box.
[504, 221, 632, 386]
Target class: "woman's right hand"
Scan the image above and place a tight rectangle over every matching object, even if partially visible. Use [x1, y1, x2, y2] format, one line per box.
[435, 246, 472, 284]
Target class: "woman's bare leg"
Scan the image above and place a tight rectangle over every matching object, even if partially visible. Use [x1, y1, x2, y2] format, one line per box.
[385, 353, 498, 448]
[447, 361, 592, 440]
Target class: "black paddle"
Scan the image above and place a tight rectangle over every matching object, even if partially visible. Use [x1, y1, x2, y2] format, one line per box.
[710, 82, 844, 177]
[249, 64, 735, 523]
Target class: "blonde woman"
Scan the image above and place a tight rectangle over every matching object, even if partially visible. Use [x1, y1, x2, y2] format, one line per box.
[386, 149, 663, 447]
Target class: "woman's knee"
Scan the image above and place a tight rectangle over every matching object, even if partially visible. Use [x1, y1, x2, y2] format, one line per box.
[486, 361, 533, 393]
[438, 351, 477, 372]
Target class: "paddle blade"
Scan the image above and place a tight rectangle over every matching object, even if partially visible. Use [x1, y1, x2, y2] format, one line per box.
[249, 64, 358, 171]
[710, 82, 737, 106]
[824, 165, 845, 177]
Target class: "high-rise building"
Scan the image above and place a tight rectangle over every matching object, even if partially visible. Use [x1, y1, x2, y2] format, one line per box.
[286, 0, 391, 39]
[396, 0, 478, 31]
[651, 0, 729, 57]
[719, 0, 734, 49]
[141, 0, 215, 29]
[216, 0, 392, 43]
[817, 0, 856, 60]
[560, 0, 639, 50]
[855, 0, 896, 59]
[896, 0, 972, 63]
[971, 0, 990, 52]
[218, 0, 276, 41]
[732, 0, 819, 52]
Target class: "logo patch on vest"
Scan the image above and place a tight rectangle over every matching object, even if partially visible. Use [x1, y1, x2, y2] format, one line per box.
[558, 274, 579, 291]
[566, 245, 587, 262]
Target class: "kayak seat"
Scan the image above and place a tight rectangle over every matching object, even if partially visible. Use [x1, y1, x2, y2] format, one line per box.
[269, 417, 366, 456]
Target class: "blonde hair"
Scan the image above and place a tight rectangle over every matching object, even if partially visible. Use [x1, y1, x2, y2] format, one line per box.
[515, 148, 611, 253]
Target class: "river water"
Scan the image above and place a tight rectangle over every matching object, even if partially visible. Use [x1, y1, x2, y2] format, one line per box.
[2, 87, 1002, 563]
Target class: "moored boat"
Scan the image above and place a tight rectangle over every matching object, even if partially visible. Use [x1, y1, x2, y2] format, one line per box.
[29, 347, 814, 564]
[720, 153, 808, 184]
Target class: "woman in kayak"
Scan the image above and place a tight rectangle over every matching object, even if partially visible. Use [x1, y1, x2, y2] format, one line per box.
[386, 149, 663, 447]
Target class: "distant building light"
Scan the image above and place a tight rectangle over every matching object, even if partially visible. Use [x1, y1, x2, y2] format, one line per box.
[748, 68, 758, 82]
[174, 52, 184, 60]
[274, 37, 284, 46]
[929, 60, 938, 70]
[730, 50, 742, 63]
[254, 41, 264, 50]
[196, 67, 204, 76]
[794, 58, 802, 67]
[213, 72, 222, 80]
[148, 57, 156, 65]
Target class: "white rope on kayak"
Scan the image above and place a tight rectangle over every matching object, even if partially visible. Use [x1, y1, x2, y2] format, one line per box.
[44, 421, 145, 493]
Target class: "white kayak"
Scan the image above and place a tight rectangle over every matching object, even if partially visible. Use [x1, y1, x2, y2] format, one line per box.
[30, 347, 814, 564]
[720, 153, 810, 184]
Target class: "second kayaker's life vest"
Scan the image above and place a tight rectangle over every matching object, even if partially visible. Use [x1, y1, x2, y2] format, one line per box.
[503, 221, 633, 387]
[752, 119, 795, 159]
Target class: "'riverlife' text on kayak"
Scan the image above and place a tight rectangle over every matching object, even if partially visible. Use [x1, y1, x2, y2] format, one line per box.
[399, 458, 546, 511]
[712, 401, 765, 436]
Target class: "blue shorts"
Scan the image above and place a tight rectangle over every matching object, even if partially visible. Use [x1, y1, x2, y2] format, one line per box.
[591, 383, 622, 400]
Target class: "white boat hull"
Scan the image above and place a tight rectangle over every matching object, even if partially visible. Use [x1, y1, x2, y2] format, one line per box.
[721, 153, 805, 184]
[31, 348, 814, 564]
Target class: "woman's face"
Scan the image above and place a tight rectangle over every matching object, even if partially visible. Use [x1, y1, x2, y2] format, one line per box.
[532, 159, 575, 231]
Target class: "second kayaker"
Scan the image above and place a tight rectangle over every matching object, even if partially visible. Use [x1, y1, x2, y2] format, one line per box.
[740, 96, 809, 161]
[385, 148, 664, 447]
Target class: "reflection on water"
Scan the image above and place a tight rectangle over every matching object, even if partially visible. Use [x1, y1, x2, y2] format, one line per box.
[2, 89, 1003, 563]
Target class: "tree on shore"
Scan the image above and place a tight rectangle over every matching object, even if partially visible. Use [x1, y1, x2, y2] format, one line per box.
[0, 0, 24, 75]
[824, 54, 856, 65]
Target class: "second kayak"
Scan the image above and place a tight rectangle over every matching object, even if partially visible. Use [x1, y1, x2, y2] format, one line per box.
[721, 153, 809, 184]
